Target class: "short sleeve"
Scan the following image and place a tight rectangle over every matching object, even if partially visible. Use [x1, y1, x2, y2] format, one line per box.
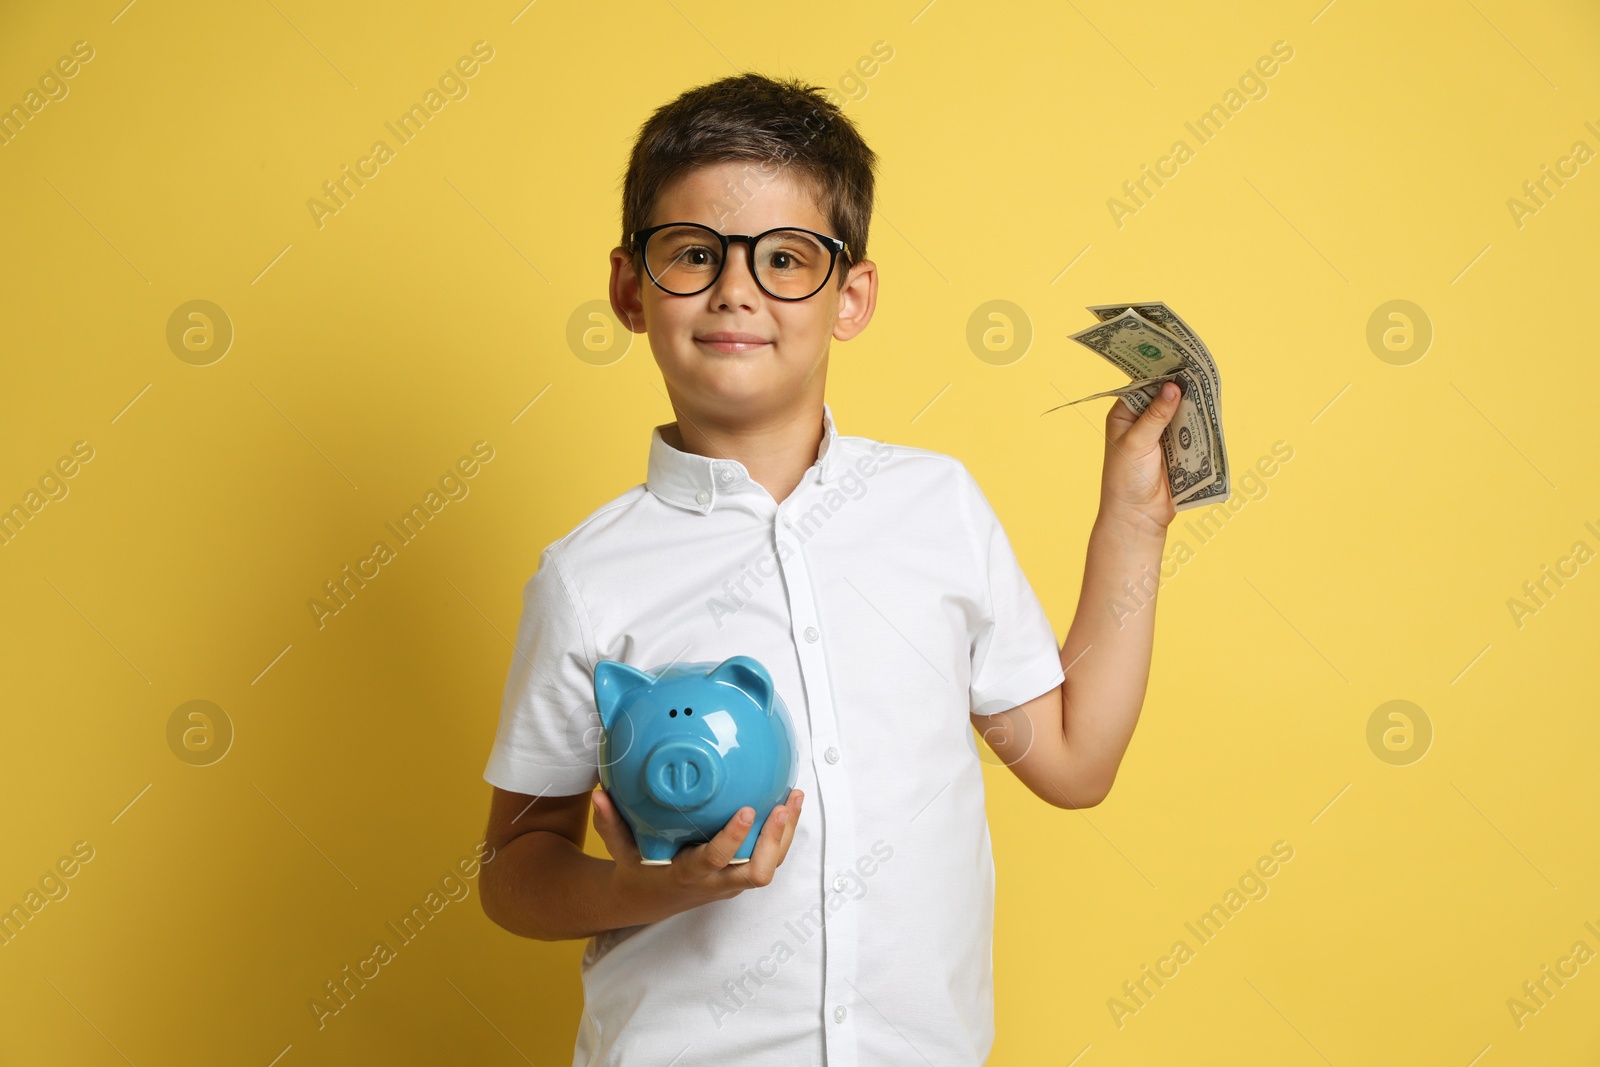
[482, 545, 603, 796]
[957, 465, 1066, 716]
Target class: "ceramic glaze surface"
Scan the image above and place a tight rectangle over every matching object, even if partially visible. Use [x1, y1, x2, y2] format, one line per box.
[594, 655, 800, 864]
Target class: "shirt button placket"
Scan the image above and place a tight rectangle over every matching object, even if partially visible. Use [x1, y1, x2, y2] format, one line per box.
[775, 520, 859, 1067]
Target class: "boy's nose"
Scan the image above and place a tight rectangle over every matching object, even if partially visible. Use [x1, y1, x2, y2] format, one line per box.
[709, 243, 760, 302]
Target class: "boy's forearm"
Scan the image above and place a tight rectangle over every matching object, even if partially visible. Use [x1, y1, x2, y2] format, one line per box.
[484, 831, 672, 941]
[1055, 507, 1168, 796]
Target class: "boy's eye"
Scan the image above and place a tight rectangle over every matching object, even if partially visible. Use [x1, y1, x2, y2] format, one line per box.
[763, 245, 813, 273]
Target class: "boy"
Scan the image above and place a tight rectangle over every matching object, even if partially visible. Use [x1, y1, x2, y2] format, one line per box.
[479, 72, 1184, 1065]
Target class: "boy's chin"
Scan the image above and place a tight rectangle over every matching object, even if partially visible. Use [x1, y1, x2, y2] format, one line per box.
[668, 373, 802, 413]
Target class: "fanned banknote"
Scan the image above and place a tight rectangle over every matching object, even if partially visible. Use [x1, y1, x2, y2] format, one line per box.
[1043, 303, 1231, 511]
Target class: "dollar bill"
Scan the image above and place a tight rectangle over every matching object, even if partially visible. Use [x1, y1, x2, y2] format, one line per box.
[1086, 302, 1231, 510]
[1043, 303, 1230, 511]
[1042, 372, 1185, 407]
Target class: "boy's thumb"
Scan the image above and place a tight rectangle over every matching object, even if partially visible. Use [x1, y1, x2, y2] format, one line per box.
[590, 787, 615, 837]
[589, 787, 632, 856]
[1127, 380, 1182, 445]
[1151, 379, 1181, 416]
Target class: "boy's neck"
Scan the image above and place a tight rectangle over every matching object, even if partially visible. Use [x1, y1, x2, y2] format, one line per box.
[663, 400, 826, 507]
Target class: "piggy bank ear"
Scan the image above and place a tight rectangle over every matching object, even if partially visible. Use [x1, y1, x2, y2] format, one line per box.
[707, 656, 775, 715]
[594, 661, 657, 731]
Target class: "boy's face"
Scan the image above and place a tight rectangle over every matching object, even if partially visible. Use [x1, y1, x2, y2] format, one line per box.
[609, 161, 875, 423]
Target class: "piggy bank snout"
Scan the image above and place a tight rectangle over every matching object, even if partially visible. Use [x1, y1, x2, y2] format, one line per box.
[642, 738, 724, 810]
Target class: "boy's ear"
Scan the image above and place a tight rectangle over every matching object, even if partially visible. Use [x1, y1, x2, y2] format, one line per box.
[831, 257, 876, 342]
[609, 245, 646, 334]
[594, 660, 656, 730]
[707, 656, 775, 716]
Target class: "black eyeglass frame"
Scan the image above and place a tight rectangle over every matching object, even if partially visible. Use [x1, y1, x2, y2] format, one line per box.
[629, 222, 852, 302]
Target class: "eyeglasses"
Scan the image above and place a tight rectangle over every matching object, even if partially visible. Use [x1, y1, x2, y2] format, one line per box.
[630, 222, 851, 301]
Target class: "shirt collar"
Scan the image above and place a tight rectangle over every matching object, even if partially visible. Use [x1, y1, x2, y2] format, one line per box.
[647, 402, 841, 514]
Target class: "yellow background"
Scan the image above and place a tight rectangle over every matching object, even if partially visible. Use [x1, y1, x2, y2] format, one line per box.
[2, 0, 1597, 1063]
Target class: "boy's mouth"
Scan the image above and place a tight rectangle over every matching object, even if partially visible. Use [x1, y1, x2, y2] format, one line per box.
[695, 332, 771, 354]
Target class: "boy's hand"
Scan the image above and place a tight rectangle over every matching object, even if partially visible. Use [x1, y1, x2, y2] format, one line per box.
[1099, 380, 1184, 534]
[591, 787, 804, 916]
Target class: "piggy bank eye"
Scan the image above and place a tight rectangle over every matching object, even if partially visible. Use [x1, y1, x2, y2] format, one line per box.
[669, 709, 677, 717]
[685, 707, 693, 716]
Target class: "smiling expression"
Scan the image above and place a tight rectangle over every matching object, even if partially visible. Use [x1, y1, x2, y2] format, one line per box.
[610, 160, 876, 420]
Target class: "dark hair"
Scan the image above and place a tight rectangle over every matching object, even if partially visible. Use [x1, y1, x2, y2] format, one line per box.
[620, 72, 877, 286]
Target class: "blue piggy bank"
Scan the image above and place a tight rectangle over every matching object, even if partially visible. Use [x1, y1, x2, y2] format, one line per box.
[594, 655, 799, 865]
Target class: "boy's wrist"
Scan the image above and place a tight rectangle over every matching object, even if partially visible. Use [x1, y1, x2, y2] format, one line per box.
[603, 855, 652, 928]
[1092, 504, 1169, 548]
[604, 853, 691, 929]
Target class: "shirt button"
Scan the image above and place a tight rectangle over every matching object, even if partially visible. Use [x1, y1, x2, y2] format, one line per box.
[804, 626, 819, 643]
[718, 467, 735, 484]
[833, 1005, 848, 1023]
[825, 746, 840, 764]
[695, 489, 710, 505]
[782, 517, 793, 528]
[833, 874, 849, 893]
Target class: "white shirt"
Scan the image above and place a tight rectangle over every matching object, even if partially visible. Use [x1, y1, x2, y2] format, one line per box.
[483, 402, 1066, 1067]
